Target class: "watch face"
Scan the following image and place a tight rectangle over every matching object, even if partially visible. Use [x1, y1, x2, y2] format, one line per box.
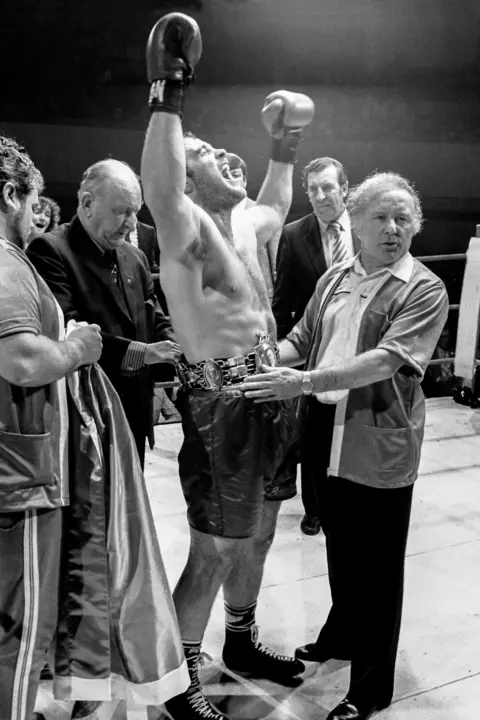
[302, 375, 313, 394]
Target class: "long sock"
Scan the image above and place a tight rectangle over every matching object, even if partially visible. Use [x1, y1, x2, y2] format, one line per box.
[224, 601, 257, 645]
[183, 640, 202, 692]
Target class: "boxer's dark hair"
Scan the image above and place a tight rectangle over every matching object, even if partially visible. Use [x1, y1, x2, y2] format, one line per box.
[302, 157, 348, 190]
[36, 196, 61, 232]
[0, 134, 44, 199]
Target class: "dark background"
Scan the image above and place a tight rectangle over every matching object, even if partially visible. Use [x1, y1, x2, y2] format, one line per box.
[1, 0, 480, 303]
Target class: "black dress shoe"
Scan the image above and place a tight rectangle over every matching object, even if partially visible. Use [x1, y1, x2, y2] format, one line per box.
[294, 642, 330, 663]
[33, 714, 46, 720]
[300, 514, 321, 535]
[295, 642, 351, 663]
[326, 698, 390, 720]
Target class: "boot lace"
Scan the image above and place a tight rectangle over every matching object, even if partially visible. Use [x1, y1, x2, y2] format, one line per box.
[250, 625, 296, 663]
[188, 687, 226, 719]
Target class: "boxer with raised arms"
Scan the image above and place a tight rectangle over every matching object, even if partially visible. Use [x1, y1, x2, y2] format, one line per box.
[141, 13, 314, 719]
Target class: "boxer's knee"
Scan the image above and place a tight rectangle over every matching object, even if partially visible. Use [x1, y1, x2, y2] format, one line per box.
[187, 526, 251, 572]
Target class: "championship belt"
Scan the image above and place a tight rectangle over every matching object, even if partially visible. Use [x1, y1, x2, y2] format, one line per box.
[254, 331, 279, 370]
[178, 332, 279, 391]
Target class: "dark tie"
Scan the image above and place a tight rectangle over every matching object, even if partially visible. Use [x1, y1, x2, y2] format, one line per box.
[328, 221, 348, 266]
[104, 249, 119, 283]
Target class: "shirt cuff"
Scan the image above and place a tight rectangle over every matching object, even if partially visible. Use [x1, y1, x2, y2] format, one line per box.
[120, 341, 148, 376]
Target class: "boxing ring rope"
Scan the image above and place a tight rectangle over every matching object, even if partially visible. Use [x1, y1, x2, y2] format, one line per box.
[426, 225, 480, 387]
[154, 226, 480, 391]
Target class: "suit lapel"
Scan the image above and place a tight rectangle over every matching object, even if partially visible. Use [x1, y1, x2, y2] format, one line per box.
[303, 213, 327, 276]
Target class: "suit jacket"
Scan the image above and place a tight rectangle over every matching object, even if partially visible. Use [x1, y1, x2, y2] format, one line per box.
[27, 216, 175, 448]
[272, 212, 360, 339]
[134, 221, 160, 271]
[128, 221, 169, 315]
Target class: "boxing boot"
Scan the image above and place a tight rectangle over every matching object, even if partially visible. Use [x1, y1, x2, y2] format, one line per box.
[222, 624, 305, 686]
[164, 645, 230, 720]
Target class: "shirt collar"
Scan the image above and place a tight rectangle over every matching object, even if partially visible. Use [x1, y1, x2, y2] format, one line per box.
[353, 251, 414, 282]
[0, 235, 23, 253]
[316, 207, 349, 234]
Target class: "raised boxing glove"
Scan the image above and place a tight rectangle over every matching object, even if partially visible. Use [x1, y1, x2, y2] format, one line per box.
[147, 12, 202, 117]
[261, 91, 315, 163]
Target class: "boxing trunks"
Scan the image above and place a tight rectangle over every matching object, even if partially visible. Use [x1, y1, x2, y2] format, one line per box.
[177, 333, 297, 538]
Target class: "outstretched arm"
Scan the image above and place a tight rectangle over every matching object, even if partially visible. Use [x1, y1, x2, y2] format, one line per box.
[247, 90, 315, 246]
[141, 13, 202, 260]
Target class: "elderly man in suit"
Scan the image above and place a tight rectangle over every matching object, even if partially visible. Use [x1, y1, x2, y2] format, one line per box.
[273, 156, 359, 535]
[27, 159, 181, 469]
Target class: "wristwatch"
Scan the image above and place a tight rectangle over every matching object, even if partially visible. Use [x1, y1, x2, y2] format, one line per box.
[301, 370, 314, 395]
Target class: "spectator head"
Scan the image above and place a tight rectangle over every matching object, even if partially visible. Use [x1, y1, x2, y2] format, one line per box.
[302, 157, 348, 224]
[32, 196, 61, 235]
[0, 134, 44, 249]
[77, 159, 142, 250]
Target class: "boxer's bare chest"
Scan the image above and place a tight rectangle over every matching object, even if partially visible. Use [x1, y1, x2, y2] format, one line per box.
[200, 223, 269, 309]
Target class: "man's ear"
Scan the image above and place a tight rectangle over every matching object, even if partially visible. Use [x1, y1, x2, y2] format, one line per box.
[1, 182, 21, 212]
[185, 176, 195, 196]
[80, 191, 93, 217]
[341, 181, 349, 200]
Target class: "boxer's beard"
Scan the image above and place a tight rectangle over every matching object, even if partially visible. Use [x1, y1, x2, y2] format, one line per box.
[200, 178, 245, 213]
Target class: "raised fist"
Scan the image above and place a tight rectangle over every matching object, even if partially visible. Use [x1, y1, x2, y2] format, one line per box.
[262, 91, 315, 137]
[147, 12, 202, 85]
[261, 91, 315, 164]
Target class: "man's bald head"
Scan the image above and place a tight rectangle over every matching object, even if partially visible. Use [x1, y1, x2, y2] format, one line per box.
[78, 159, 141, 199]
[77, 159, 142, 250]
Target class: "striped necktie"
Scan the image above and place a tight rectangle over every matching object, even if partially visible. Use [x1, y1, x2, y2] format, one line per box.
[328, 220, 348, 266]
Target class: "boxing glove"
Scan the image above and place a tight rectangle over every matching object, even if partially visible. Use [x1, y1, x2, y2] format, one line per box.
[146, 13, 202, 117]
[261, 91, 315, 163]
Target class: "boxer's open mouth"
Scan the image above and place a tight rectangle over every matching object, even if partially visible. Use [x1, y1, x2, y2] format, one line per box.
[220, 163, 233, 180]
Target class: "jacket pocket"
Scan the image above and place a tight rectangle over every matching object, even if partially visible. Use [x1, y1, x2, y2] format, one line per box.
[342, 424, 417, 484]
[0, 429, 54, 492]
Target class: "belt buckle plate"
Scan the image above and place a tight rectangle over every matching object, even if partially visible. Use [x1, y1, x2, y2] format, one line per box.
[202, 359, 224, 390]
[254, 336, 279, 370]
